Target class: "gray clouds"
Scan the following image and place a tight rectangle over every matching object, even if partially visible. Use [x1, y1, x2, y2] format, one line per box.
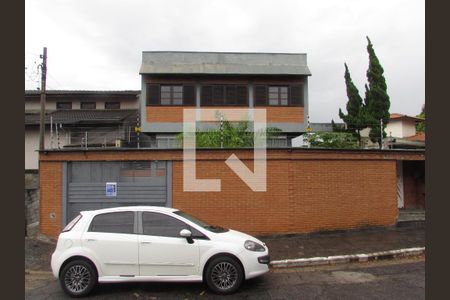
[25, 0, 424, 122]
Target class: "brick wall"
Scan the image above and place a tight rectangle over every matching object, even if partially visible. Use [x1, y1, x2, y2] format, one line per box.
[146, 106, 304, 123]
[173, 159, 397, 236]
[40, 162, 62, 237]
[266, 106, 304, 123]
[39, 149, 423, 237]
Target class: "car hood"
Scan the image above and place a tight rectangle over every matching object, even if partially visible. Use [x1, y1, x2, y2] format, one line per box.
[210, 229, 265, 245]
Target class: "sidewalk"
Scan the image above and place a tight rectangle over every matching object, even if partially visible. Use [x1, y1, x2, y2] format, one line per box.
[260, 225, 425, 261]
[25, 225, 425, 273]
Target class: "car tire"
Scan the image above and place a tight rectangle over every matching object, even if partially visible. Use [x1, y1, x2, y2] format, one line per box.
[205, 256, 244, 295]
[59, 259, 97, 297]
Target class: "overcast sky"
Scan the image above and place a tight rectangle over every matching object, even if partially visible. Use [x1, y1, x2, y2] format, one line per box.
[25, 0, 424, 122]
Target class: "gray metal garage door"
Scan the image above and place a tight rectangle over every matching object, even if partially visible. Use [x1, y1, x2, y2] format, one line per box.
[64, 161, 172, 224]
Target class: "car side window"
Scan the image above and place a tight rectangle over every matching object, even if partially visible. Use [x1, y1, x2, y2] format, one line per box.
[142, 212, 206, 239]
[88, 211, 134, 234]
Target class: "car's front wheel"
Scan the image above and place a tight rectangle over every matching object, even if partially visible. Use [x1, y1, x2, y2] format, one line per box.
[59, 259, 97, 297]
[205, 256, 244, 294]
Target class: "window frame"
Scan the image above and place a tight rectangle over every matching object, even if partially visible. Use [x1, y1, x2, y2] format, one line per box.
[268, 86, 289, 106]
[160, 85, 184, 106]
[138, 211, 209, 240]
[200, 84, 248, 106]
[88, 211, 137, 234]
[56, 102, 72, 110]
[104, 101, 121, 109]
[80, 102, 96, 110]
[254, 84, 304, 107]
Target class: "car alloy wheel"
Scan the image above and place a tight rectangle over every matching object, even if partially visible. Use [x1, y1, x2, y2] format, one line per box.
[211, 262, 238, 290]
[205, 256, 244, 294]
[60, 260, 97, 297]
[64, 264, 91, 293]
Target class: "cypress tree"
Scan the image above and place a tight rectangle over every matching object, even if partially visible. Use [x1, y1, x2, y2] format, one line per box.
[338, 63, 366, 145]
[364, 36, 390, 147]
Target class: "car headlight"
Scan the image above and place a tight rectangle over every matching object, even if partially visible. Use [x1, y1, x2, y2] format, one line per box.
[244, 240, 265, 252]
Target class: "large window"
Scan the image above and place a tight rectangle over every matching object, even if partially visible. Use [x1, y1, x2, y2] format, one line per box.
[254, 84, 304, 107]
[268, 86, 289, 106]
[56, 102, 72, 110]
[201, 85, 248, 106]
[88, 212, 134, 234]
[146, 84, 196, 106]
[161, 85, 183, 105]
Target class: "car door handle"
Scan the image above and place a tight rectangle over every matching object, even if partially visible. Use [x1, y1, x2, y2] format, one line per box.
[140, 241, 152, 245]
[87, 239, 97, 242]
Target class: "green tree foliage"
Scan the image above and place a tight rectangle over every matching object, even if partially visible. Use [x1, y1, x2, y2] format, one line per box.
[338, 63, 367, 143]
[303, 132, 358, 149]
[364, 36, 391, 146]
[176, 115, 281, 148]
[416, 104, 425, 132]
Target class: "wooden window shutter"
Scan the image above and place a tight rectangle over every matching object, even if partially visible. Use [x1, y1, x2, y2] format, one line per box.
[225, 85, 236, 105]
[254, 85, 267, 106]
[183, 85, 196, 106]
[146, 84, 160, 106]
[201, 85, 213, 106]
[289, 85, 304, 106]
[213, 85, 225, 105]
[236, 85, 248, 106]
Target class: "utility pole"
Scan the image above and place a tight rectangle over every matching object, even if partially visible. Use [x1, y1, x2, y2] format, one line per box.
[39, 47, 47, 150]
[380, 118, 384, 150]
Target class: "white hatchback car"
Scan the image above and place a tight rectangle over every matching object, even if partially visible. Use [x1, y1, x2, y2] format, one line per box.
[51, 206, 270, 297]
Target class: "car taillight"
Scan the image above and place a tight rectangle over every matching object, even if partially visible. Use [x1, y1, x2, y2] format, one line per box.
[62, 214, 82, 232]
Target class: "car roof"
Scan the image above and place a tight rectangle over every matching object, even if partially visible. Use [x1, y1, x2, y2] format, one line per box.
[80, 206, 179, 216]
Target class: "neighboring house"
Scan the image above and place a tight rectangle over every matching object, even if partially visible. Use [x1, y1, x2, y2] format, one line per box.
[25, 90, 140, 171]
[139, 51, 311, 148]
[360, 113, 425, 149]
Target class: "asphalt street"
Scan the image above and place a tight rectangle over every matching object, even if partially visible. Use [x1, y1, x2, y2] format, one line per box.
[25, 257, 425, 300]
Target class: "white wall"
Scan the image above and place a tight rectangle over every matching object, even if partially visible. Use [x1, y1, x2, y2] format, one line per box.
[25, 127, 70, 170]
[386, 119, 417, 138]
[386, 120, 403, 138]
[25, 99, 139, 111]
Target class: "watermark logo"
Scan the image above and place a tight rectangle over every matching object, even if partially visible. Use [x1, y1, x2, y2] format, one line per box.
[183, 108, 267, 192]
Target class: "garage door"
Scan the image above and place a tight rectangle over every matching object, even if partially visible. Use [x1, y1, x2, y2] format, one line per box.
[65, 161, 171, 224]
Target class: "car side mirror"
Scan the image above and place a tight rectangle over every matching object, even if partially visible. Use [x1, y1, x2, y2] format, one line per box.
[180, 229, 194, 244]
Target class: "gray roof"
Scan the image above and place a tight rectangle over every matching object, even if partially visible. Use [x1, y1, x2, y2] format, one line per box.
[140, 51, 311, 75]
[25, 110, 137, 126]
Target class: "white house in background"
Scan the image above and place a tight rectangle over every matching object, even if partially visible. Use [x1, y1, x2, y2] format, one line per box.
[386, 113, 423, 138]
[360, 113, 425, 149]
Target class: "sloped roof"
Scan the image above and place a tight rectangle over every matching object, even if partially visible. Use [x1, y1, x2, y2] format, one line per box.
[25, 110, 138, 125]
[140, 51, 311, 75]
[390, 113, 424, 122]
[407, 132, 425, 142]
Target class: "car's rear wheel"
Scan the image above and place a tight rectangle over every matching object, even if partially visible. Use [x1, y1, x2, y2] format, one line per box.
[205, 256, 244, 294]
[59, 260, 97, 297]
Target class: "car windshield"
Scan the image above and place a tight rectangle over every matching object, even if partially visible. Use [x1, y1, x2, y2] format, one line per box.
[174, 210, 229, 233]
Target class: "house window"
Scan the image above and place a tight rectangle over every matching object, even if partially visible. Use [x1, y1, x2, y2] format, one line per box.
[201, 85, 248, 106]
[254, 84, 304, 107]
[146, 84, 196, 106]
[105, 102, 120, 109]
[80, 102, 96, 109]
[268, 86, 289, 106]
[56, 102, 72, 110]
[160, 85, 183, 105]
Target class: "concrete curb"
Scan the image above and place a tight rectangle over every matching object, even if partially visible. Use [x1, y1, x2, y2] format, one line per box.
[25, 270, 53, 275]
[269, 247, 425, 268]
